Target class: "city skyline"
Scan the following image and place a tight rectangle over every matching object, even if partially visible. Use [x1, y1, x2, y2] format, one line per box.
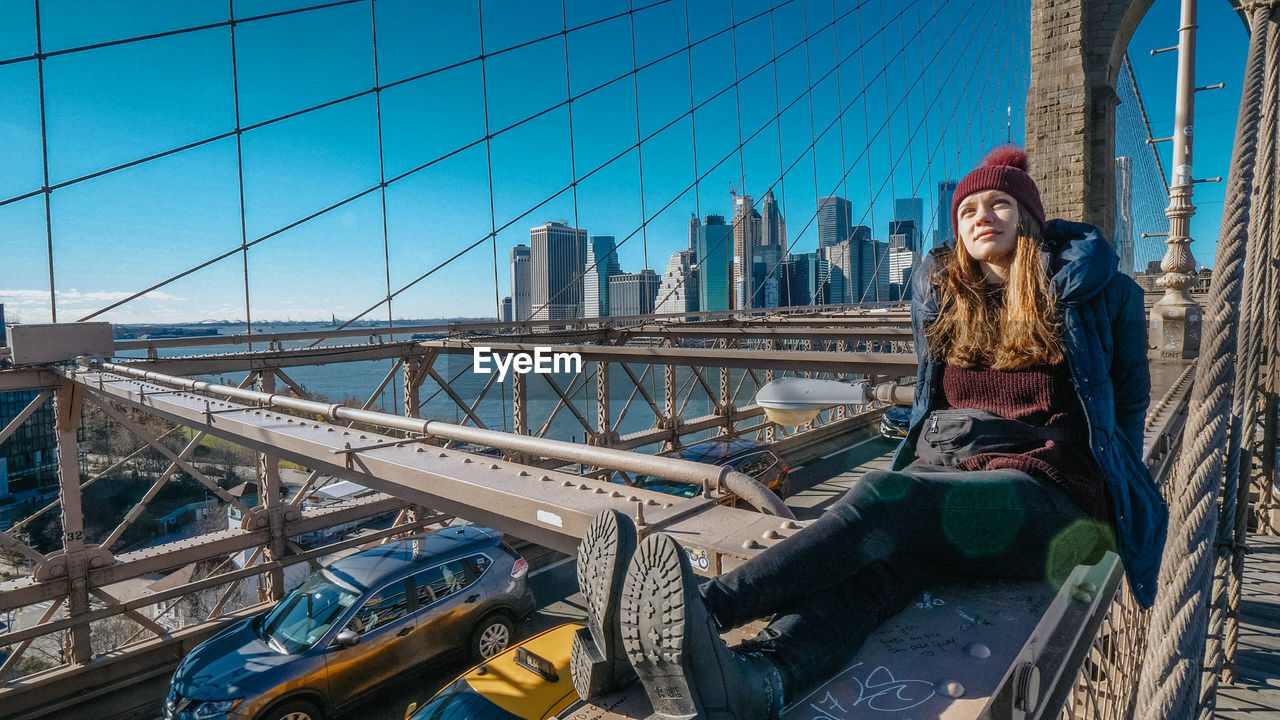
[517, 181, 925, 322]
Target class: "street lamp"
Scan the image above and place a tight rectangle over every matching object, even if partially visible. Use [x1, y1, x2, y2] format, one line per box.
[755, 377, 872, 426]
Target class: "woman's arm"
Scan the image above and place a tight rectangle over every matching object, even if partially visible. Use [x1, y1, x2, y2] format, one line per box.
[1110, 274, 1151, 455]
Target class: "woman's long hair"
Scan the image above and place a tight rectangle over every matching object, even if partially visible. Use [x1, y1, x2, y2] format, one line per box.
[925, 205, 1063, 369]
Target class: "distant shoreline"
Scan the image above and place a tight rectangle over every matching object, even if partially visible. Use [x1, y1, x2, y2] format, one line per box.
[109, 318, 493, 340]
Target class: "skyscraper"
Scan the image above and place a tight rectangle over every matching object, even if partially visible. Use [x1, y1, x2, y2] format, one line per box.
[887, 219, 919, 253]
[510, 244, 531, 322]
[759, 190, 785, 247]
[529, 221, 587, 322]
[935, 180, 958, 248]
[752, 190, 786, 309]
[892, 197, 923, 253]
[501, 297, 513, 323]
[817, 195, 852, 249]
[655, 249, 699, 315]
[858, 238, 891, 303]
[697, 214, 732, 313]
[688, 213, 701, 254]
[783, 252, 824, 306]
[894, 197, 923, 229]
[750, 244, 783, 308]
[608, 269, 661, 316]
[886, 219, 920, 301]
[888, 248, 916, 300]
[1114, 157, 1136, 277]
[583, 235, 620, 318]
[732, 193, 762, 309]
[823, 240, 854, 305]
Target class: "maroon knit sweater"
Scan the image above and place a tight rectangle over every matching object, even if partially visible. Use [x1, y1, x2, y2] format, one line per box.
[938, 361, 1111, 520]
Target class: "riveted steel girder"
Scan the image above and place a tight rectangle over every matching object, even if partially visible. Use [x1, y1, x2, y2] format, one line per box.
[73, 369, 809, 575]
[426, 341, 916, 375]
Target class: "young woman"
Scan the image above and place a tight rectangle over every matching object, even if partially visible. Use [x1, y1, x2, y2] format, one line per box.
[570, 147, 1168, 720]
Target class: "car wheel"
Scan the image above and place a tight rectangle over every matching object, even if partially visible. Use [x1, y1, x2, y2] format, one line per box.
[470, 612, 515, 661]
[261, 699, 323, 720]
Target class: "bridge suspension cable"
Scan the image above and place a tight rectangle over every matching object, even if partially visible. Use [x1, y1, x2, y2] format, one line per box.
[1136, 3, 1280, 719]
[2, 0, 1026, 341]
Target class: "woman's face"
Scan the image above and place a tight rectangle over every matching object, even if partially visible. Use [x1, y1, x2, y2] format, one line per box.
[956, 189, 1019, 278]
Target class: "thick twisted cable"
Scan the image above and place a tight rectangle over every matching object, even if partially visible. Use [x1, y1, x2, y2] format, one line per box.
[1135, 6, 1276, 719]
[1220, 10, 1280, 694]
[1208, 6, 1280, 703]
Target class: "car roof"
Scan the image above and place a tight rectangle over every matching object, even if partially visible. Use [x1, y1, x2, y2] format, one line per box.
[461, 623, 580, 720]
[323, 525, 498, 592]
[664, 437, 770, 464]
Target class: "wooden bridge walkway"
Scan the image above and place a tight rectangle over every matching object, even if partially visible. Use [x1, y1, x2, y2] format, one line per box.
[1216, 533, 1280, 718]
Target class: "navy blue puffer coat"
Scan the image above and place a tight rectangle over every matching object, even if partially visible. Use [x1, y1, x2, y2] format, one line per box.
[890, 220, 1168, 607]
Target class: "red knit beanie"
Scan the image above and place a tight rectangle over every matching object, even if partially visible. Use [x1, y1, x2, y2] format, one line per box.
[952, 146, 1045, 229]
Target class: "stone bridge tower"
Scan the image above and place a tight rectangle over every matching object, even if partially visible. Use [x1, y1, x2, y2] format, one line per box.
[1027, 0, 1156, 239]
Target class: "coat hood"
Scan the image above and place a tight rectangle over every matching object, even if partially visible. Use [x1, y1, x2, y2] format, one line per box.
[1040, 220, 1118, 304]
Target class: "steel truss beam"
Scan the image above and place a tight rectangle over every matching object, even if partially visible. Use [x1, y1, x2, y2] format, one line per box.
[500, 325, 913, 344]
[106, 306, 909, 354]
[423, 341, 916, 375]
[103, 338, 917, 378]
[72, 367, 807, 570]
[0, 493, 412, 615]
[0, 368, 60, 392]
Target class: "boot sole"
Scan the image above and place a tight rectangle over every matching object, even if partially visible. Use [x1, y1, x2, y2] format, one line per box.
[620, 533, 705, 720]
[572, 509, 637, 699]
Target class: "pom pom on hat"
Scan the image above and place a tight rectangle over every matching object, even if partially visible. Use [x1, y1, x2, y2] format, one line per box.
[981, 145, 1030, 172]
[952, 145, 1045, 230]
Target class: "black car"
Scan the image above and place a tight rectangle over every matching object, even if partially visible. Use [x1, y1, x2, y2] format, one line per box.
[618, 437, 790, 501]
[879, 405, 911, 439]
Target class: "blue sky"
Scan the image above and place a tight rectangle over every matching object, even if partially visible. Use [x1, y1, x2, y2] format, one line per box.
[0, 0, 1250, 325]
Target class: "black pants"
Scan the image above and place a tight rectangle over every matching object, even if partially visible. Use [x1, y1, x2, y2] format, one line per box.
[698, 466, 1114, 701]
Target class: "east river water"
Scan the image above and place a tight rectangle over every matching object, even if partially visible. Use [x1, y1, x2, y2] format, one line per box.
[115, 323, 761, 447]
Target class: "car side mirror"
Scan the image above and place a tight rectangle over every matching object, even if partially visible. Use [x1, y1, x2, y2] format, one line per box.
[333, 629, 360, 648]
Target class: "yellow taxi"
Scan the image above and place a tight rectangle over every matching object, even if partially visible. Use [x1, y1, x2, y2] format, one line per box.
[405, 623, 579, 720]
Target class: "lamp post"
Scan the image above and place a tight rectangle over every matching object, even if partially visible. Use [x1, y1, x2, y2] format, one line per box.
[1149, 0, 1203, 359]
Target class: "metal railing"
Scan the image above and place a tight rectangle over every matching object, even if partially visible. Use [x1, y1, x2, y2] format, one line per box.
[0, 318, 912, 718]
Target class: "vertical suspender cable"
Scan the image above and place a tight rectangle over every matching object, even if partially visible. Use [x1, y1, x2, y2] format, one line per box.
[628, 0, 650, 271]
[476, 0, 508, 432]
[685, 0, 702, 227]
[369, 0, 400, 414]
[563, 0, 582, 436]
[34, 0, 56, 322]
[227, 0, 253, 344]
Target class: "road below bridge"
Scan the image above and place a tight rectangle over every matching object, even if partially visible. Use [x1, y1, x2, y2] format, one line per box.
[116, 437, 899, 720]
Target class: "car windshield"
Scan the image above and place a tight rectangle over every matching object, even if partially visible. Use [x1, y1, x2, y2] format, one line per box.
[730, 451, 779, 478]
[885, 406, 911, 422]
[633, 475, 700, 498]
[259, 571, 359, 654]
[410, 678, 525, 720]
